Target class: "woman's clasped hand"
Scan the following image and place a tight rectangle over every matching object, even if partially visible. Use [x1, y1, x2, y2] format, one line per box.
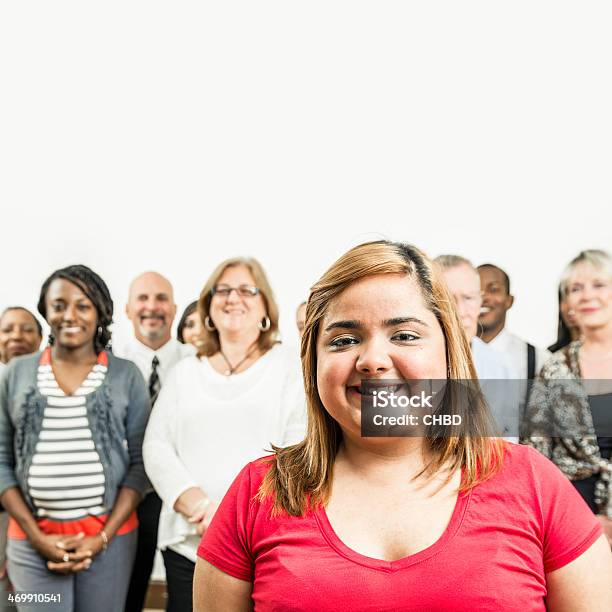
[32, 531, 105, 573]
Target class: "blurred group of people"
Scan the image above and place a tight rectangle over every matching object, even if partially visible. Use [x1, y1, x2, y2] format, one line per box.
[0, 245, 610, 611]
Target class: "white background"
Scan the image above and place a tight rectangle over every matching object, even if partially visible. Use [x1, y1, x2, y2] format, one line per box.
[1, 1, 611, 351]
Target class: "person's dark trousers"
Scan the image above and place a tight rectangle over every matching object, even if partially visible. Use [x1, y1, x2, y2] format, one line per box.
[125, 491, 163, 611]
[162, 547, 196, 612]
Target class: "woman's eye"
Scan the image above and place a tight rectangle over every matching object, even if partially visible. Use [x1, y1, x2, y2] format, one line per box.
[330, 336, 358, 349]
[77, 304, 91, 311]
[392, 331, 419, 343]
[51, 303, 63, 312]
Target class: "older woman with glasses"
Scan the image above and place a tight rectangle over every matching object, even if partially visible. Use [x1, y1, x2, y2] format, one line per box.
[143, 257, 306, 612]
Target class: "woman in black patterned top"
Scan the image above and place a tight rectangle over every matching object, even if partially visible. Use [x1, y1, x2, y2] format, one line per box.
[527, 249, 612, 547]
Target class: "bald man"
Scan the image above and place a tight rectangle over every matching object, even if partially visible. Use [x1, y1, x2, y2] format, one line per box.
[117, 271, 194, 612]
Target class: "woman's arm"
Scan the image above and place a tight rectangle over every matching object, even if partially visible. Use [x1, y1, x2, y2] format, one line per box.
[142, 368, 204, 509]
[193, 558, 252, 612]
[120, 366, 152, 496]
[1, 487, 92, 571]
[546, 534, 612, 611]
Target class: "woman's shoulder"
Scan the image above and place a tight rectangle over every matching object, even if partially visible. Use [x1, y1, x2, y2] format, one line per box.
[1, 352, 41, 382]
[539, 342, 578, 379]
[486, 442, 578, 499]
[500, 442, 555, 474]
[219, 455, 278, 512]
[166, 354, 206, 384]
[262, 343, 302, 377]
[235, 455, 276, 491]
[106, 351, 143, 378]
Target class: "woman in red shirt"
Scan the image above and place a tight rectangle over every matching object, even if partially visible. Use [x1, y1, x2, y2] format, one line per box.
[195, 240, 612, 611]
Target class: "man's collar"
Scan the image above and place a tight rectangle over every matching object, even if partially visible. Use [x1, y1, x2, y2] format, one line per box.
[132, 336, 177, 359]
[487, 327, 510, 348]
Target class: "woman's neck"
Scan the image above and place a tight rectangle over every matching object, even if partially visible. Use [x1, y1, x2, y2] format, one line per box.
[218, 330, 261, 363]
[337, 435, 430, 484]
[52, 343, 98, 365]
[582, 322, 612, 353]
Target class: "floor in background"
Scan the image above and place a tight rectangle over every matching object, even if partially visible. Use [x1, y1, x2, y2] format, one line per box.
[145, 580, 167, 609]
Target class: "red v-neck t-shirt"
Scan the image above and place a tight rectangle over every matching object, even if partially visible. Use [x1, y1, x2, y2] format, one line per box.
[198, 444, 601, 611]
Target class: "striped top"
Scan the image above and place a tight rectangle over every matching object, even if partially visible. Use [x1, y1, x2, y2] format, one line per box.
[28, 348, 107, 521]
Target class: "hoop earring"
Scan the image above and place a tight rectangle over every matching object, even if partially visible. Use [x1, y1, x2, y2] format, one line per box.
[97, 326, 103, 338]
[204, 316, 216, 331]
[258, 316, 271, 332]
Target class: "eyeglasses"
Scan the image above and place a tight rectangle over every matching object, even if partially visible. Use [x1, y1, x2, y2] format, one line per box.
[211, 284, 261, 298]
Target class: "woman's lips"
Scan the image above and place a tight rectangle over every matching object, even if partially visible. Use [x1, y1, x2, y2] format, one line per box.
[579, 307, 599, 314]
[347, 382, 406, 396]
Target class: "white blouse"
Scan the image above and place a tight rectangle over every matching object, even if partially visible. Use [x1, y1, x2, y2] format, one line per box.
[142, 343, 307, 562]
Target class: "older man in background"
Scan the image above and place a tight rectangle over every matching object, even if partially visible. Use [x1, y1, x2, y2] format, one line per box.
[117, 271, 194, 612]
[435, 255, 520, 440]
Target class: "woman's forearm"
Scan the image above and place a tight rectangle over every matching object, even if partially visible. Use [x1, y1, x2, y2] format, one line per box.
[174, 486, 209, 517]
[102, 487, 141, 540]
[0, 487, 42, 542]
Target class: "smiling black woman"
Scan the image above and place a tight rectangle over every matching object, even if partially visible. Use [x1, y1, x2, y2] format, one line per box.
[0, 265, 150, 612]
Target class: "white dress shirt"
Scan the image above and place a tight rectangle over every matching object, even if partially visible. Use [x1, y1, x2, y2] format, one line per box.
[114, 337, 195, 385]
[487, 328, 551, 379]
[471, 336, 521, 441]
[471, 336, 518, 380]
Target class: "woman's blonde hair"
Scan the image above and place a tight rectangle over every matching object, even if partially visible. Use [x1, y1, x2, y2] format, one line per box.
[197, 257, 280, 358]
[259, 240, 504, 516]
[560, 249, 612, 296]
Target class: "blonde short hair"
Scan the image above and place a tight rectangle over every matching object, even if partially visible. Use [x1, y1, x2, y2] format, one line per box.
[560, 249, 612, 296]
[434, 254, 475, 271]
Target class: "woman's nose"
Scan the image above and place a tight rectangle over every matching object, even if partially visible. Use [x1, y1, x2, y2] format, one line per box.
[226, 289, 241, 303]
[578, 285, 596, 302]
[355, 340, 393, 375]
[63, 305, 77, 321]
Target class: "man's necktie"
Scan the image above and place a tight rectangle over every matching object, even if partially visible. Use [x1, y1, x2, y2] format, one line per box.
[149, 356, 161, 406]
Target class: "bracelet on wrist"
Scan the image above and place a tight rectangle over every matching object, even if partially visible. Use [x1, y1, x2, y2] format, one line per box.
[99, 530, 109, 551]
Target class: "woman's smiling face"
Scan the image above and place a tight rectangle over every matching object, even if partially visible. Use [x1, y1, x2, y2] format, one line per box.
[316, 273, 447, 439]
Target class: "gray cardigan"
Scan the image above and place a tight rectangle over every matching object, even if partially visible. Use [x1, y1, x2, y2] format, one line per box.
[0, 351, 151, 513]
